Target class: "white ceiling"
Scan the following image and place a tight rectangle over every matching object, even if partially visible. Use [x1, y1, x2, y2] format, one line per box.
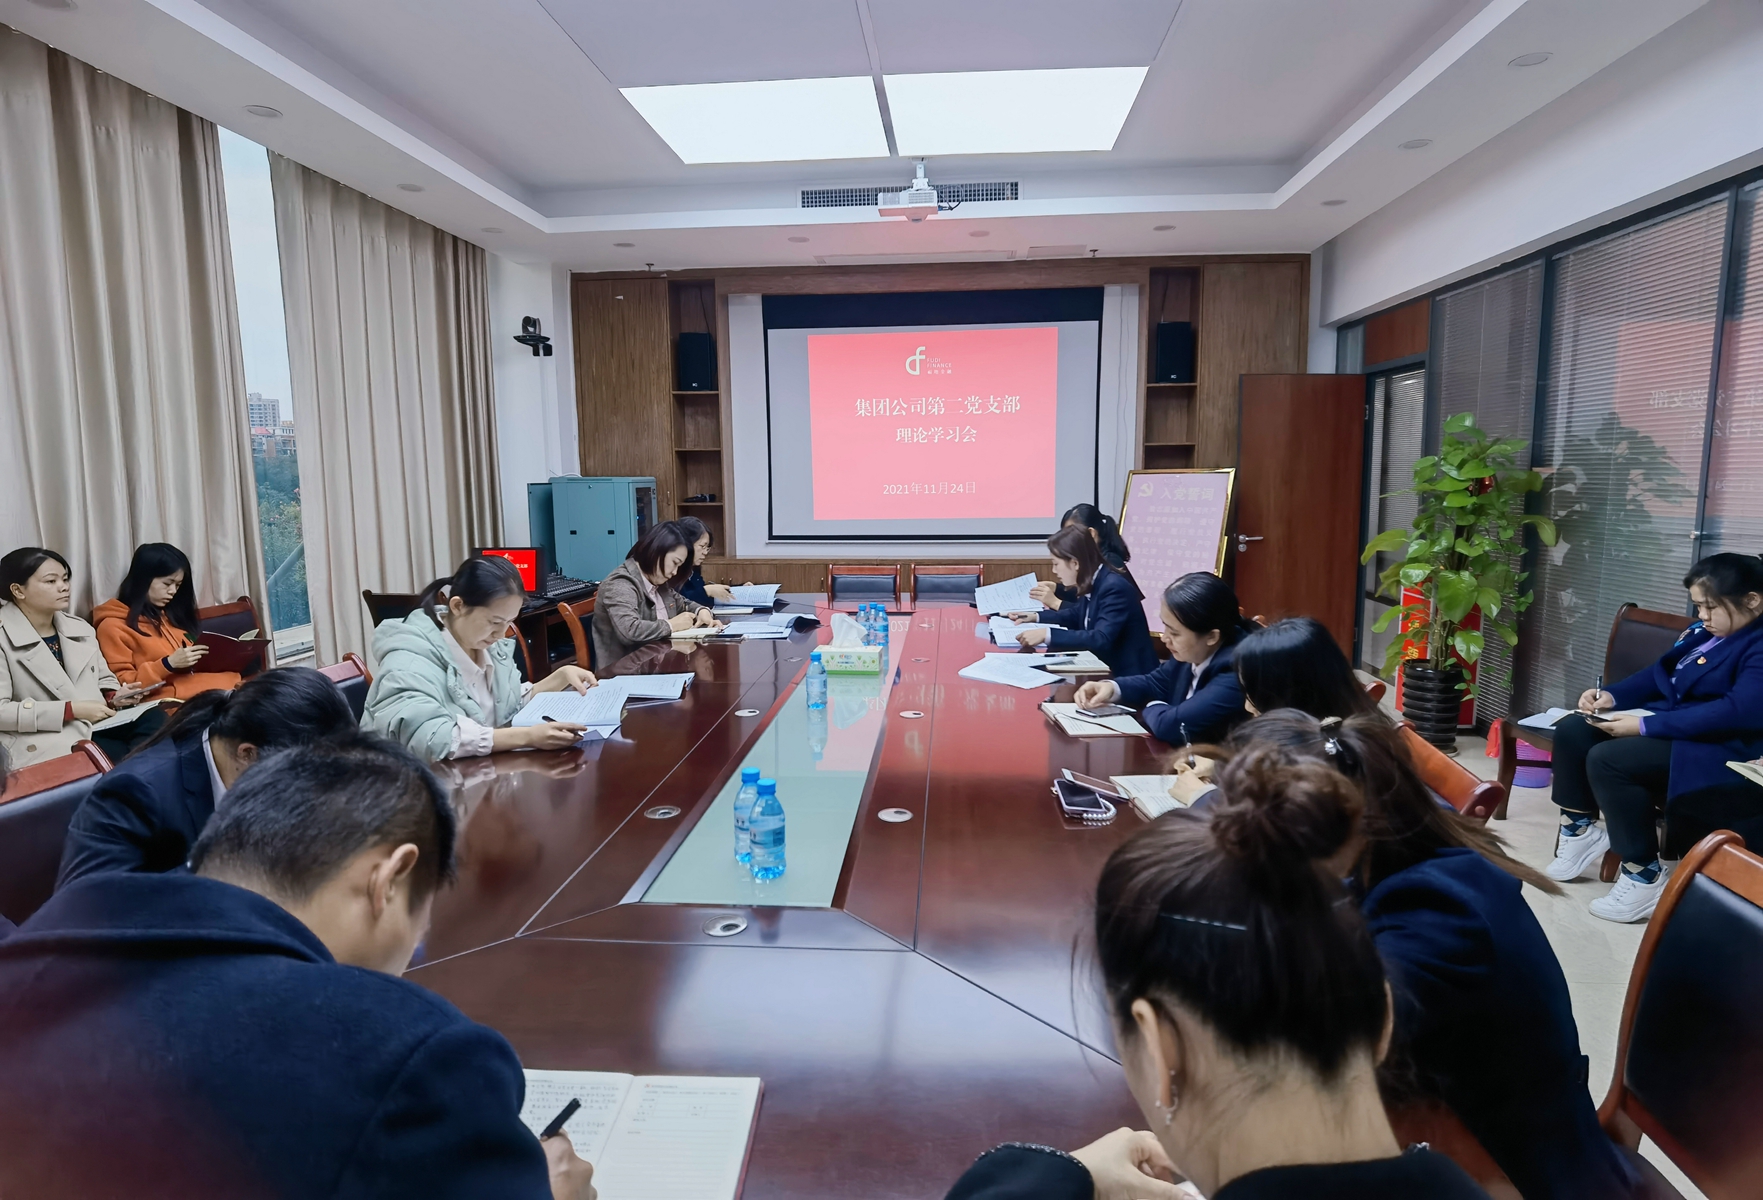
[0, 0, 1711, 270]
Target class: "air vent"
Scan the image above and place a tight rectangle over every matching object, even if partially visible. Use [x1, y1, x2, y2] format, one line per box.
[800, 180, 1019, 208]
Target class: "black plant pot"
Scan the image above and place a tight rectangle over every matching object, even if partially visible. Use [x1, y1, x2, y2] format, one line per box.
[1402, 661, 1465, 750]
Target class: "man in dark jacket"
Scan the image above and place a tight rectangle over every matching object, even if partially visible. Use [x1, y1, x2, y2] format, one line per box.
[0, 732, 593, 1200]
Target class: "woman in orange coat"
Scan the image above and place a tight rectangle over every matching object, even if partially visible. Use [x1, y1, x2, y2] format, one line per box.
[94, 544, 241, 700]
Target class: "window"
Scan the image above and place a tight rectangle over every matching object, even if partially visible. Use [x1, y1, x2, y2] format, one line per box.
[1704, 181, 1763, 559]
[218, 129, 313, 660]
[1517, 198, 1730, 711]
[1361, 368, 1426, 672]
[1430, 263, 1544, 719]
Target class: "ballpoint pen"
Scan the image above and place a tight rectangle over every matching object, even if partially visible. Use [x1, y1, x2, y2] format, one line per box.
[1181, 720, 1196, 769]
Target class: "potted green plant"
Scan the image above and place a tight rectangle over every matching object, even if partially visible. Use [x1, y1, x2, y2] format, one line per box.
[1361, 412, 1558, 748]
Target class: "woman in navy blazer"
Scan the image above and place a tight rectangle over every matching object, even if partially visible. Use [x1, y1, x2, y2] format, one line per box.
[1014, 525, 1158, 676]
[57, 667, 356, 886]
[1070, 572, 1255, 746]
[1, 732, 594, 1199]
[1229, 711, 1641, 1200]
[1546, 552, 1763, 923]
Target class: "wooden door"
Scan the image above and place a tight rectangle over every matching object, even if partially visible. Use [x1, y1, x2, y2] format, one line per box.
[572, 278, 674, 511]
[1233, 374, 1366, 651]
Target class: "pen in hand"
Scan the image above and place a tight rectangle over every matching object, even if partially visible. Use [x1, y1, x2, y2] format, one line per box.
[1181, 721, 1195, 769]
[540, 1098, 581, 1140]
[1592, 673, 1603, 712]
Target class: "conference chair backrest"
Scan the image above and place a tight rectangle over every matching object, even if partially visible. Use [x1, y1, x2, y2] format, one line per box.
[1399, 721, 1504, 823]
[196, 595, 261, 640]
[827, 565, 898, 601]
[0, 741, 112, 925]
[555, 597, 597, 671]
[1357, 670, 1388, 705]
[911, 564, 982, 603]
[362, 590, 423, 627]
[316, 652, 371, 721]
[1605, 603, 1693, 685]
[1599, 831, 1763, 1197]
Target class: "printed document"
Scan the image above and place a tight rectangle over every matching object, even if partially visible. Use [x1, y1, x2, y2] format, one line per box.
[957, 656, 1062, 690]
[512, 687, 627, 730]
[727, 584, 780, 607]
[989, 616, 1053, 645]
[974, 573, 1039, 615]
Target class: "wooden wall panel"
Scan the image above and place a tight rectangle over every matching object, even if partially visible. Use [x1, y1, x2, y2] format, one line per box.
[573, 278, 675, 510]
[1363, 298, 1429, 367]
[1195, 261, 1307, 468]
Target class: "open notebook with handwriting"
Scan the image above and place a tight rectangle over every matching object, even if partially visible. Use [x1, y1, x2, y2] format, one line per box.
[520, 1071, 762, 1200]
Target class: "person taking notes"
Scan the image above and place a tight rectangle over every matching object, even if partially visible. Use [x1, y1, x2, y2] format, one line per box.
[591, 522, 721, 666]
[1544, 552, 1763, 923]
[1072, 573, 1254, 745]
[364, 557, 597, 762]
[673, 516, 736, 607]
[1, 546, 155, 768]
[94, 542, 242, 700]
[1013, 526, 1157, 676]
[0, 733, 595, 1200]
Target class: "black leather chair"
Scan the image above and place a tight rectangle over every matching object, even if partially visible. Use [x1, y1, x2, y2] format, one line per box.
[912, 564, 983, 604]
[317, 653, 371, 722]
[362, 589, 422, 627]
[0, 742, 111, 926]
[1599, 831, 1763, 1198]
[826, 565, 899, 602]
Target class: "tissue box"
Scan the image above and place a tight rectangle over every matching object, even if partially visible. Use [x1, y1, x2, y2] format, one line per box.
[818, 645, 883, 674]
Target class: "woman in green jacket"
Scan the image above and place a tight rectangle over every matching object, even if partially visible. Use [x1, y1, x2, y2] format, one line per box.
[363, 557, 596, 762]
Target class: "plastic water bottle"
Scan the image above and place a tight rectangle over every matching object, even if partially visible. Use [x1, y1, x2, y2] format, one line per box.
[733, 767, 760, 863]
[866, 604, 882, 646]
[748, 779, 785, 880]
[805, 650, 827, 710]
[875, 608, 890, 649]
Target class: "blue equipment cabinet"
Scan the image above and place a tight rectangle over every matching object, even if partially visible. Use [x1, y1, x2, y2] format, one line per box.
[542, 476, 656, 583]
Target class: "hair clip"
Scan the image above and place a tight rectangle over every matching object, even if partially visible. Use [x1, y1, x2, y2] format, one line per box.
[1162, 912, 1248, 932]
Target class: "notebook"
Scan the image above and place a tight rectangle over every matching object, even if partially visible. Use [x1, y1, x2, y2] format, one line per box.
[194, 630, 268, 675]
[1517, 706, 1654, 730]
[1004, 650, 1109, 675]
[519, 1071, 762, 1200]
[1728, 760, 1763, 788]
[1108, 774, 1187, 820]
[973, 572, 1039, 615]
[90, 698, 167, 731]
[1040, 703, 1147, 737]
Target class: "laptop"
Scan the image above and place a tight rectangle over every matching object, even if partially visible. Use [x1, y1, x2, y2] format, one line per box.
[474, 547, 595, 604]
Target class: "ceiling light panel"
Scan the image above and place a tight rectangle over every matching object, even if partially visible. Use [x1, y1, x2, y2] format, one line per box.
[621, 77, 889, 164]
[885, 67, 1148, 156]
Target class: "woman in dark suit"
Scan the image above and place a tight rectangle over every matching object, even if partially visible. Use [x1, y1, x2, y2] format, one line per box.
[1013, 525, 1157, 676]
[946, 742, 1488, 1200]
[1071, 572, 1256, 745]
[1227, 712, 1640, 1200]
[1546, 552, 1763, 923]
[57, 667, 357, 886]
[671, 516, 735, 609]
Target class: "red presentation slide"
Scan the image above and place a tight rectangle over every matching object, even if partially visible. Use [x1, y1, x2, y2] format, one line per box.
[806, 327, 1059, 520]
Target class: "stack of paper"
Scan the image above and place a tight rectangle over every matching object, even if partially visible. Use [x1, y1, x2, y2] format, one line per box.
[520, 1070, 761, 1200]
[710, 605, 758, 616]
[613, 673, 693, 701]
[727, 583, 780, 606]
[974, 573, 1039, 615]
[1728, 761, 1763, 788]
[1041, 702, 1146, 737]
[720, 619, 790, 639]
[989, 615, 1053, 645]
[957, 656, 1063, 690]
[1517, 706, 1654, 730]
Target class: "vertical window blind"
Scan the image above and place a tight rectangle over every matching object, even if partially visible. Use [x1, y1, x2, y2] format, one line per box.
[1430, 264, 1544, 719]
[1361, 368, 1426, 673]
[1517, 198, 1730, 712]
[1704, 181, 1763, 559]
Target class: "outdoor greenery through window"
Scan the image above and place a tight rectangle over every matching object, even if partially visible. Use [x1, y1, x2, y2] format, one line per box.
[219, 129, 313, 659]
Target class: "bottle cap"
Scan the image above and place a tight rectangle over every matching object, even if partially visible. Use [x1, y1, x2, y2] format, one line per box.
[810, 650, 822, 661]
[757, 778, 776, 793]
[741, 767, 760, 782]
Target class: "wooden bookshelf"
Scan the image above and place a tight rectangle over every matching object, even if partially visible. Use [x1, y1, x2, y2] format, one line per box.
[1144, 268, 1198, 471]
[668, 281, 724, 546]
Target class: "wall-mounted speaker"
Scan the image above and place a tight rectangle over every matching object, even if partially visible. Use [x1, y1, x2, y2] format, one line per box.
[1154, 321, 1195, 383]
[676, 332, 717, 391]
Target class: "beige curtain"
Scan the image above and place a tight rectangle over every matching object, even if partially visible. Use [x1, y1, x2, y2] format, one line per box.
[0, 27, 267, 621]
[270, 155, 502, 665]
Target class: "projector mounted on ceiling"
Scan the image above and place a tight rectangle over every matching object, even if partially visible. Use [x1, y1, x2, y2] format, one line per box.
[879, 160, 941, 222]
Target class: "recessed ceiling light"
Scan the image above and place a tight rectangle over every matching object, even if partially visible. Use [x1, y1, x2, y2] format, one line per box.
[1321, 199, 1347, 207]
[1153, 224, 1175, 231]
[1398, 138, 1433, 151]
[243, 105, 282, 119]
[886, 67, 1148, 156]
[613, 242, 635, 248]
[621, 77, 887, 164]
[1509, 52, 1553, 68]
[969, 230, 990, 238]
[480, 227, 503, 234]
[787, 236, 810, 243]
[397, 183, 424, 192]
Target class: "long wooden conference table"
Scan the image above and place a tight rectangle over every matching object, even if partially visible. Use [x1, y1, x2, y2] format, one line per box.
[412, 596, 1174, 1198]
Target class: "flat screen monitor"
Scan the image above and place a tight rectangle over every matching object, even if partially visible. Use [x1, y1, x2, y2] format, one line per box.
[474, 546, 543, 592]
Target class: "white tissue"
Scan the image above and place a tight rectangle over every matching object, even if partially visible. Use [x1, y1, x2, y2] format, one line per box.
[829, 613, 866, 648]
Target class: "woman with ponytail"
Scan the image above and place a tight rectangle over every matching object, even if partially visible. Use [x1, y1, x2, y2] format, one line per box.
[1207, 711, 1639, 1200]
[947, 743, 1487, 1200]
[1013, 525, 1158, 675]
[1072, 572, 1257, 746]
[1031, 503, 1136, 609]
[56, 667, 357, 886]
[363, 556, 598, 762]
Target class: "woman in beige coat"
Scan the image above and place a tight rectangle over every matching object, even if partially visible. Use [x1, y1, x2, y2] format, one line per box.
[2, 548, 154, 768]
